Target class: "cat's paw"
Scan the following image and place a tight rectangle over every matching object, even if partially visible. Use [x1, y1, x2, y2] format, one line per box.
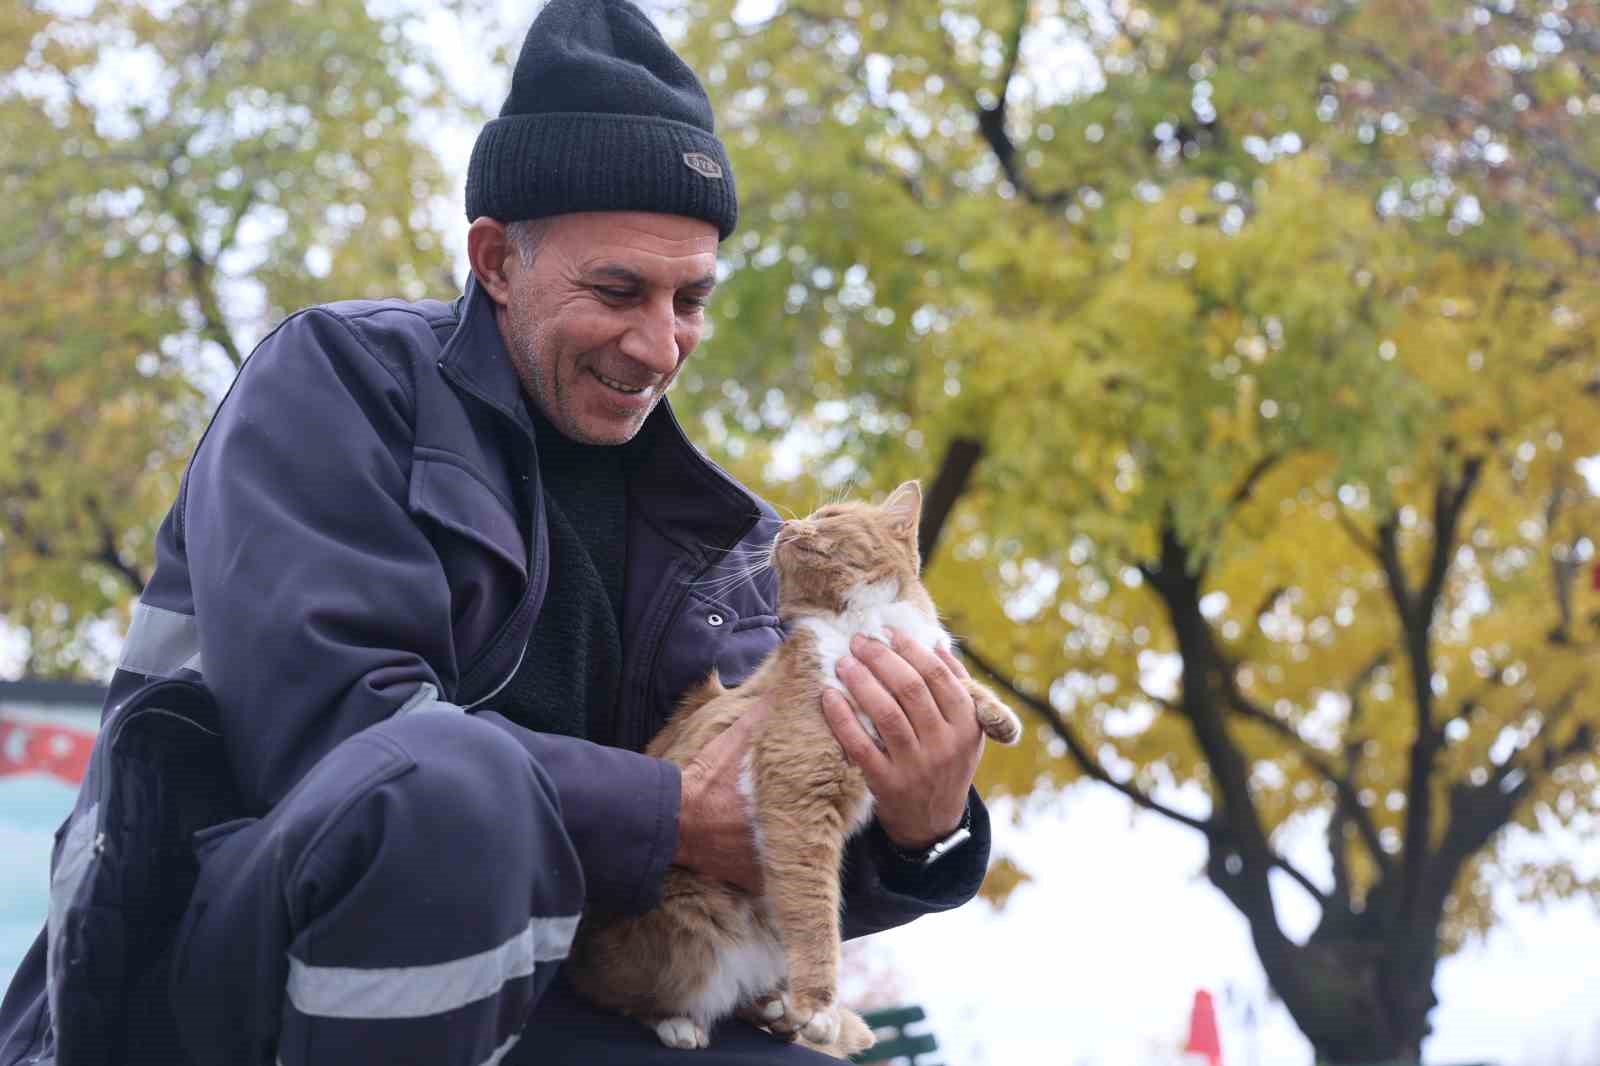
[769, 992, 838, 1045]
[979, 705, 1023, 744]
[655, 1017, 709, 1049]
[832, 1007, 876, 1057]
[755, 995, 786, 1023]
[800, 1005, 841, 1045]
[734, 994, 789, 1033]
[973, 687, 1024, 745]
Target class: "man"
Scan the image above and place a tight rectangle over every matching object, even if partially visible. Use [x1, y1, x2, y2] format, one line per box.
[0, 2, 994, 1064]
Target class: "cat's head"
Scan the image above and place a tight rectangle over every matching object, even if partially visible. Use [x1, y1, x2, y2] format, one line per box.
[771, 481, 923, 616]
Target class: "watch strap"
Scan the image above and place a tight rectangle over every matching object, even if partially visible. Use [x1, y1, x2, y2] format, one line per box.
[880, 801, 973, 868]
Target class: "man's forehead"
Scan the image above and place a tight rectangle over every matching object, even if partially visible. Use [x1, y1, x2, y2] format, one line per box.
[550, 211, 718, 259]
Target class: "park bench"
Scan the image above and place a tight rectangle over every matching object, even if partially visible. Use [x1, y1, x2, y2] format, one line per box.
[851, 1005, 939, 1065]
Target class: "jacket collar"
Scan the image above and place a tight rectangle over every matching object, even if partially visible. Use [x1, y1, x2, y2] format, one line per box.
[438, 275, 537, 440]
[438, 275, 771, 557]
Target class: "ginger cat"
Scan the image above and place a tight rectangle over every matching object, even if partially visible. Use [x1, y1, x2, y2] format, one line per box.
[564, 481, 1022, 1055]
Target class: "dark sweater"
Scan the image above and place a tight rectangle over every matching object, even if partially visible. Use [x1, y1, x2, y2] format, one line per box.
[497, 409, 628, 741]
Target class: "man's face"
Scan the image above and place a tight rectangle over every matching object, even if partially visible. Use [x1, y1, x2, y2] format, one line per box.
[497, 211, 719, 446]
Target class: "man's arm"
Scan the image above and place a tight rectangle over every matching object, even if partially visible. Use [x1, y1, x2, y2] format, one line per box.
[840, 787, 990, 939]
[184, 308, 677, 913]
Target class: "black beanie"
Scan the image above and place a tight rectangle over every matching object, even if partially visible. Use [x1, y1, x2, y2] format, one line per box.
[465, 0, 738, 239]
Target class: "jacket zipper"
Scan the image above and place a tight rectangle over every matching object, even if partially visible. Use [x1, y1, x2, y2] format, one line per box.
[462, 637, 528, 712]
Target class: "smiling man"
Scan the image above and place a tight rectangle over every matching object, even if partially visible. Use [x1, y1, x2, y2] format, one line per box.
[0, 2, 993, 1065]
[486, 212, 718, 446]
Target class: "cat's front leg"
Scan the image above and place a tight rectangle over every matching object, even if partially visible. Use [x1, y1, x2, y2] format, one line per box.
[799, 1005, 876, 1059]
[967, 677, 1023, 744]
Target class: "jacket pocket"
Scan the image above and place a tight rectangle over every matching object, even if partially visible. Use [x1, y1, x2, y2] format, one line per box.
[657, 595, 784, 716]
[408, 451, 526, 579]
[409, 451, 528, 655]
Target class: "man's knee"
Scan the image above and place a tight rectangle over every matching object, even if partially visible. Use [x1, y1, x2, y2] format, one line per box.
[299, 711, 573, 887]
[365, 709, 562, 830]
[171, 713, 583, 1065]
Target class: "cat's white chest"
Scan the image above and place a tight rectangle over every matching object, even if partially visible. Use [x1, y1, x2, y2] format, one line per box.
[794, 579, 949, 752]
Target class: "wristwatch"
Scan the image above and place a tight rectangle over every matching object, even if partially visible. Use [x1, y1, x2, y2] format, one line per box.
[880, 802, 973, 868]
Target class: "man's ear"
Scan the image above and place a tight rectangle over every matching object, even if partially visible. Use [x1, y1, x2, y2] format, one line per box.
[467, 217, 514, 307]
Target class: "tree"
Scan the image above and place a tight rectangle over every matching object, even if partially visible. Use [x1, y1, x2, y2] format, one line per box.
[0, 0, 471, 675]
[670, 1, 1600, 1060]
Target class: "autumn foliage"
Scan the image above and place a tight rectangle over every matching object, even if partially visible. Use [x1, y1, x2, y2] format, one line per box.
[668, 1, 1600, 1061]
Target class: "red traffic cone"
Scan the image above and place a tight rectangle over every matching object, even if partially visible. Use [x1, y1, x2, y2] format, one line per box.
[1183, 989, 1223, 1066]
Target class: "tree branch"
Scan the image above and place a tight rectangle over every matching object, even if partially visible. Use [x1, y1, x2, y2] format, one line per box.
[1375, 515, 1415, 626]
[1419, 456, 1484, 629]
[1425, 684, 1592, 923]
[1546, 473, 1579, 644]
[84, 497, 146, 595]
[996, 0, 1029, 107]
[1141, 519, 1328, 926]
[1494, 682, 1591, 788]
[918, 437, 984, 567]
[1391, 456, 1484, 922]
[1223, 687, 1393, 881]
[1229, 451, 1283, 513]
[1335, 504, 1381, 559]
[955, 0, 1075, 208]
[960, 641, 1213, 834]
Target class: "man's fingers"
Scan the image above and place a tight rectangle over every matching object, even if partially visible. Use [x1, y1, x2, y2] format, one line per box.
[836, 653, 921, 756]
[891, 631, 975, 731]
[702, 705, 763, 763]
[820, 689, 889, 777]
[937, 643, 973, 681]
[848, 636, 945, 741]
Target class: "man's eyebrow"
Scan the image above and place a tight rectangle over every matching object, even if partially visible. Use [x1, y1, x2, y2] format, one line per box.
[585, 264, 716, 290]
[586, 265, 643, 286]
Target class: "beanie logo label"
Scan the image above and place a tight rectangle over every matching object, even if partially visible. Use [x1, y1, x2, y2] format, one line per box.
[682, 152, 724, 179]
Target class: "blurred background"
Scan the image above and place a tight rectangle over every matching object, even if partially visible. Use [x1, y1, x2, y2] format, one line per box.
[3, 0, 1599, 1062]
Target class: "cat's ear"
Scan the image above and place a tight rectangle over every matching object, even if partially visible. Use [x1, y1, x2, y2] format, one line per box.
[882, 480, 923, 539]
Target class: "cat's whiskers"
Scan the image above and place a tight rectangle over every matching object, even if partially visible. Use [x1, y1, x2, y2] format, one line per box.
[697, 563, 774, 586]
[691, 556, 774, 599]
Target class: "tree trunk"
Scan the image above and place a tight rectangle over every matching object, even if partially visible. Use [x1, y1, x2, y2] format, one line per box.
[1260, 904, 1438, 1064]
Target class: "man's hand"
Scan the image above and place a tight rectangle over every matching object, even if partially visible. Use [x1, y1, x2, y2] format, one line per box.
[674, 707, 766, 893]
[820, 629, 982, 851]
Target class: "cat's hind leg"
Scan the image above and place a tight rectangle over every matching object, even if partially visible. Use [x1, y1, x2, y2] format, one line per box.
[735, 989, 788, 1031]
[758, 815, 848, 1046]
[649, 1016, 711, 1049]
